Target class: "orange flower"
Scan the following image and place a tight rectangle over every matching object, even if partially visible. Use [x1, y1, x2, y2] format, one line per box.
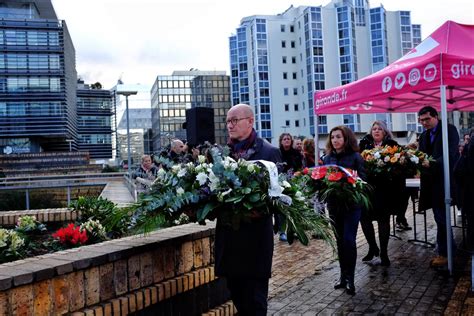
[390, 156, 398, 163]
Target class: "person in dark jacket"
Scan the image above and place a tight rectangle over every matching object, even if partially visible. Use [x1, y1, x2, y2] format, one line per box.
[303, 138, 316, 168]
[215, 103, 282, 315]
[279, 133, 303, 172]
[359, 120, 402, 267]
[418, 106, 460, 268]
[322, 125, 366, 296]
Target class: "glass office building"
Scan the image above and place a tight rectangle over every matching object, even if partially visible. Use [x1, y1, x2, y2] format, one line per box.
[77, 80, 114, 159]
[151, 70, 231, 150]
[0, 0, 77, 154]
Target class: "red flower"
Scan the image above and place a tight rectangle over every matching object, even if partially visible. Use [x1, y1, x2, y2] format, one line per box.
[347, 176, 356, 184]
[302, 167, 309, 175]
[52, 223, 88, 247]
[311, 167, 327, 180]
[327, 171, 343, 181]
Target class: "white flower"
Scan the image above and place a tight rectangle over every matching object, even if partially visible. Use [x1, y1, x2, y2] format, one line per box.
[377, 160, 385, 167]
[374, 152, 381, 159]
[196, 172, 208, 186]
[410, 156, 419, 164]
[247, 164, 256, 173]
[208, 171, 220, 192]
[384, 156, 390, 162]
[295, 191, 305, 201]
[198, 155, 206, 164]
[394, 153, 400, 159]
[177, 168, 187, 178]
[176, 187, 185, 196]
[157, 168, 166, 178]
[281, 180, 291, 188]
[217, 188, 233, 202]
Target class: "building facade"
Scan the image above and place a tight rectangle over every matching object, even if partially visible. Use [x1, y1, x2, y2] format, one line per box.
[151, 70, 231, 151]
[229, 0, 426, 145]
[77, 80, 114, 160]
[0, 0, 77, 154]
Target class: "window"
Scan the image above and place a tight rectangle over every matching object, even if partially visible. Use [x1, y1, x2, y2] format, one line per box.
[284, 104, 289, 111]
[283, 88, 288, 95]
[294, 104, 299, 111]
[281, 41, 286, 48]
[318, 115, 328, 134]
[282, 56, 287, 64]
[292, 72, 297, 80]
[292, 56, 296, 64]
[285, 120, 290, 126]
[291, 41, 296, 48]
[290, 25, 295, 32]
[281, 25, 285, 32]
[283, 72, 288, 79]
[295, 120, 300, 127]
[293, 88, 298, 95]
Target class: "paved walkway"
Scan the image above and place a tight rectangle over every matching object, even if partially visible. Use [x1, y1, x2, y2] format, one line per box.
[268, 206, 473, 315]
[99, 178, 135, 207]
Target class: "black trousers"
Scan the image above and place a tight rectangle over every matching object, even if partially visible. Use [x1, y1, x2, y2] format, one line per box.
[226, 277, 269, 316]
[360, 212, 390, 255]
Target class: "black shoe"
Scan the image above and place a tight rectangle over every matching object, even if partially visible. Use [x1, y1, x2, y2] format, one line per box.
[334, 277, 347, 289]
[362, 247, 380, 262]
[380, 254, 391, 267]
[345, 276, 355, 295]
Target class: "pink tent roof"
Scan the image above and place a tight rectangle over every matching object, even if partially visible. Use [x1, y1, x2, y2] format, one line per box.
[314, 21, 474, 114]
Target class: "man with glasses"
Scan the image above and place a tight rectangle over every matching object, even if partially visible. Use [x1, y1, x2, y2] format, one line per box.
[215, 103, 281, 315]
[418, 106, 459, 268]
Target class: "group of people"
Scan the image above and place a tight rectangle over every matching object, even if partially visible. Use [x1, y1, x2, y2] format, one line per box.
[131, 103, 473, 315]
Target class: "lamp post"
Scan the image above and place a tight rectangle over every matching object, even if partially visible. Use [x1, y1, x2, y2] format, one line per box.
[116, 90, 137, 179]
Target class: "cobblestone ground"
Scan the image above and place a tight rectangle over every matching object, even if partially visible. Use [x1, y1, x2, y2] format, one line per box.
[268, 207, 473, 315]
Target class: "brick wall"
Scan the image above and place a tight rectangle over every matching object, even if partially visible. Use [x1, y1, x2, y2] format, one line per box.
[0, 222, 232, 315]
[0, 208, 76, 227]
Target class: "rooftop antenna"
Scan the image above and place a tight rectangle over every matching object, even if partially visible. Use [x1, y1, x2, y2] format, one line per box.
[117, 72, 124, 85]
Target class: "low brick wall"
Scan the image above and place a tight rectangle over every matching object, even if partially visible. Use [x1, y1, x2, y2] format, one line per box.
[0, 222, 231, 315]
[0, 208, 76, 227]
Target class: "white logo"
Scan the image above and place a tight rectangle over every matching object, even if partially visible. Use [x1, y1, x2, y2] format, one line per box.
[382, 76, 392, 93]
[408, 68, 421, 86]
[398, 37, 440, 62]
[423, 63, 437, 82]
[3, 146, 12, 155]
[394, 73, 406, 89]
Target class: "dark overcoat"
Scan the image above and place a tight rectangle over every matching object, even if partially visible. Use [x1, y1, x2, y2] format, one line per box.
[215, 137, 282, 278]
[418, 122, 459, 211]
[359, 135, 404, 219]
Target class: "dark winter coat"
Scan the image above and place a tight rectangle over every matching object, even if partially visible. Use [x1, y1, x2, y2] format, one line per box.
[280, 147, 303, 172]
[359, 134, 404, 219]
[215, 136, 282, 279]
[418, 122, 460, 211]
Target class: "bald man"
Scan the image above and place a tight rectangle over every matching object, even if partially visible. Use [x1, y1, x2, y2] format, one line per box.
[215, 104, 282, 315]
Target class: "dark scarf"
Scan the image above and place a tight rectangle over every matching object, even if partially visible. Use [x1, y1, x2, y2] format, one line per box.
[227, 129, 258, 160]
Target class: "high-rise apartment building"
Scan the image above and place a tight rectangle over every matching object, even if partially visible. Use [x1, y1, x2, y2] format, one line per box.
[229, 0, 423, 145]
[151, 70, 231, 150]
[0, 0, 77, 153]
[77, 80, 114, 160]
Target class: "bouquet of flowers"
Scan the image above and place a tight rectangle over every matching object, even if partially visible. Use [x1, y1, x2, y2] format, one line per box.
[293, 165, 372, 211]
[118, 146, 332, 246]
[361, 145, 431, 179]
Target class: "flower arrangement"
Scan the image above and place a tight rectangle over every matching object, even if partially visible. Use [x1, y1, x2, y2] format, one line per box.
[52, 223, 88, 247]
[361, 145, 431, 179]
[293, 165, 372, 211]
[120, 146, 333, 246]
[0, 228, 25, 263]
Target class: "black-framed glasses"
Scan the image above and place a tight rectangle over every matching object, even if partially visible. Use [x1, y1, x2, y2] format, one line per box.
[226, 117, 250, 126]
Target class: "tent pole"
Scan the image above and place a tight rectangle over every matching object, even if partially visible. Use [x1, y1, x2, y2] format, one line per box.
[315, 113, 320, 160]
[440, 84, 453, 275]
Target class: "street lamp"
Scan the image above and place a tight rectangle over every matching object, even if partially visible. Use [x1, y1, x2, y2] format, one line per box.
[116, 90, 137, 178]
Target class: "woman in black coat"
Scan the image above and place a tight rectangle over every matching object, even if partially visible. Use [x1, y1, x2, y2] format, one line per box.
[359, 120, 402, 267]
[323, 126, 366, 295]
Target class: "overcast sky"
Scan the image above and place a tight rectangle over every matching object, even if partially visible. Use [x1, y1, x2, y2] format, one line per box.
[51, 0, 473, 89]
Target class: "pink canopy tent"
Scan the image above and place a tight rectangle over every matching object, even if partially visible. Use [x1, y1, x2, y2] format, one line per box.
[314, 21, 474, 114]
[314, 21, 474, 274]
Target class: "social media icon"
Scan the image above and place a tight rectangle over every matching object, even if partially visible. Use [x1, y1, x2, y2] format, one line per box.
[424, 63, 437, 82]
[382, 76, 392, 93]
[395, 73, 406, 89]
[408, 68, 421, 86]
